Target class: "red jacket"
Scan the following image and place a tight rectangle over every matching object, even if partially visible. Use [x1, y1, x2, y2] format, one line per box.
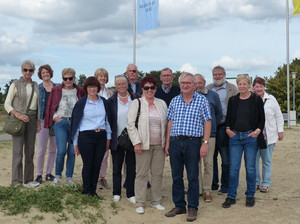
[44, 83, 85, 128]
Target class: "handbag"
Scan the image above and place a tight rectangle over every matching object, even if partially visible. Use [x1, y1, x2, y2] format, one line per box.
[118, 99, 141, 151]
[3, 83, 35, 136]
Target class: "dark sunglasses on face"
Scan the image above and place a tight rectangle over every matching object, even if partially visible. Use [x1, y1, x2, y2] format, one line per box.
[23, 68, 34, 73]
[63, 77, 74, 81]
[128, 70, 137, 73]
[143, 85, 156, 91]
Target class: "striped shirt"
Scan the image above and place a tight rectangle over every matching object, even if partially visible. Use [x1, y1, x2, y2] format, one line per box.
[167, 92, 211, 137]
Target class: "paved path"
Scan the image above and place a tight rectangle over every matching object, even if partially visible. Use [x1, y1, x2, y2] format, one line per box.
[0, 126, 12, 141]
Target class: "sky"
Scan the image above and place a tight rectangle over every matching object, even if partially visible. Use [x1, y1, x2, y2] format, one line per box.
[0, 0, 299, 90]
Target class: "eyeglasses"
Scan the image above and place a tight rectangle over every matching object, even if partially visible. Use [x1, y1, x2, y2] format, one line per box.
[128, 70, 137, 73]
[23, 68, 34, 73]
[63, 77, 74, 81]
[143, 85, 156, 91]
[180, 82, 193, 86]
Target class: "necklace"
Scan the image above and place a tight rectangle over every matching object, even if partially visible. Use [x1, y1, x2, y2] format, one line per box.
[118, 92, 129, 99]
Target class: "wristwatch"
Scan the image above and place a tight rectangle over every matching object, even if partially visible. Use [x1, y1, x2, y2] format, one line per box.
[203, 140, 209, 144]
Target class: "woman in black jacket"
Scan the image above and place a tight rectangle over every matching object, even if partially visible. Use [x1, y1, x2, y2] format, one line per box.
[108, 75, 138, 203]
[222, 74, 265, 209]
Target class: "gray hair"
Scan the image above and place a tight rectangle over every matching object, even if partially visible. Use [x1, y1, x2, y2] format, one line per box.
[178, 72, 195, 83]
[21, 60, 35, 71]
[126, 63, 138, 72]
[114, 75, 128, 87]
[160, 67, 173, 75]
[212, 65, 226, 75]
[194, 73, 206, 82]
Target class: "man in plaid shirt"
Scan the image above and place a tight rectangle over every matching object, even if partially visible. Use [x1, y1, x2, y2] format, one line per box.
[165, 72, 211, 222]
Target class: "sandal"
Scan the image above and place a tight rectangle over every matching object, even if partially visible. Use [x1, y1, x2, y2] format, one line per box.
[260, 186, 269, 193]
[256, 185, 260, 191]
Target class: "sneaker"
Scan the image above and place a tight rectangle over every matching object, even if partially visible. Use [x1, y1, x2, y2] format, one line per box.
[99, 179, 111, 189]
[222, 198, 236, 208]
[218, 189, 228, 195]
[151, 204, 165, 211]
[24, 181, 40, 188]
[45, 173, 55, 181]
[136, 206, 144, 214]
[35, 175, 42, 184]
[52, 177, 61, 186]
[65, 178, 76, 186]
[186, 208, 197, 222]
[127, 196, 136, 204]
[165, 208, 187, 217]
[246, 197, 255, 207]
[203, 192, 213, 202]
[113, 195, 121, 202]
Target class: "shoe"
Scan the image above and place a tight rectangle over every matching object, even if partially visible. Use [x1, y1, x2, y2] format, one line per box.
[203, 192, 213, 202]
[151, 204, 165, 210]
[45, 173, 55, 181]
[24, 181, 40, 188]
[256, 185, 260, 191]
[127, 196, 136, 204]
[65, 178, 76, 186]
[113, 195, 121, 202]
[92, 192, 101, 199]
[246, 197, 255, 207]
[136, 206, 144, 214]
[186, 208, 197, 222]
[199, 193, 203, 197]
[260, 186, 269, 193]
[35, 175, 42, 184]
[99, 179, 110, 189]
[52, 178, 61, 186]
[165, 208, 187, 217]
[222, 198, 236, 208]
[218, 189, 227, 195]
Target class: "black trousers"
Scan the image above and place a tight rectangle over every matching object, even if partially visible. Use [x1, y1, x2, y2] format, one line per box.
[111, 145, 136, 198]
[78, 131, 106, 195]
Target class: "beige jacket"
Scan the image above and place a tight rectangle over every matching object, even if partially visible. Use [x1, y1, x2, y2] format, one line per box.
[127, 96, 168, 150]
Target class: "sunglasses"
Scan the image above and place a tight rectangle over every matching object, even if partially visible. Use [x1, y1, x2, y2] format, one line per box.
[128, 70, 137, 73]
[143, 85, 156, 91]
[23, 68, 34, 73]
[63, 77, 74, 81]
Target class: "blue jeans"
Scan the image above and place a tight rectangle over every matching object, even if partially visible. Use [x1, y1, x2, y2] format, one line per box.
[212, 124, 229, 192]
[256, 143, 275, 187]
[169, 137, 201, 210]
[54, 119, 75, 178]
[227, 130, 258, 199]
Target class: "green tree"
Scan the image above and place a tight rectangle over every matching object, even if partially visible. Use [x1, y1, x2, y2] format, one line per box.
[77, 74, 86, 86]
[265, 58, 300, 113]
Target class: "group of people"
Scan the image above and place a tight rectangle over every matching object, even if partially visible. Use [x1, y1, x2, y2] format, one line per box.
[4, 61, 284, 222]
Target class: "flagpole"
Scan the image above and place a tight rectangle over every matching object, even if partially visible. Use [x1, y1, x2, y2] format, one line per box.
[286, 0, 291, 128]
[133, 0, 137, 64]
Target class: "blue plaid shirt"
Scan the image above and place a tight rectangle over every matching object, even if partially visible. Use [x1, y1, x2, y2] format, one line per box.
[167, 92, 211, 137]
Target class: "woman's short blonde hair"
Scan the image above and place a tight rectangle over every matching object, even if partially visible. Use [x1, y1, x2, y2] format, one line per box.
[62, 68, 76, 78]
[94, 68, 109, 83]
[236, 74, 251, 85]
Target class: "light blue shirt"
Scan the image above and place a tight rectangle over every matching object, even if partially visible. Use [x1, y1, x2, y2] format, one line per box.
[131, 83, 136, 94]
[73, 97, 112, 145]
[212, 82, 227, 123]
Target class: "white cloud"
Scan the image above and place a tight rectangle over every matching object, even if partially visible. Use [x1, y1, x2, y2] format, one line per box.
[179, 63, 198, 74]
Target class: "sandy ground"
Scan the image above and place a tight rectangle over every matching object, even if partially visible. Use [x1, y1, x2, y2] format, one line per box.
[0, 128, 299, 224]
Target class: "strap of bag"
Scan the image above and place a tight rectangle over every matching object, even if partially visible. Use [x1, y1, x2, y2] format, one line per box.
[26, 83, 35, 114]
[134, 99, 141, 128]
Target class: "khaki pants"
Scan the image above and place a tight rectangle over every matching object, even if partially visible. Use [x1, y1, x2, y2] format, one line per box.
[199, 137, 216, 194]
[12, 115, 37, 184]
[135, 145, 165, 207]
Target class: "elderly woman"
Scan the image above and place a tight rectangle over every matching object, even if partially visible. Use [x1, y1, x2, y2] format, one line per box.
[94, 68, 114, 189]
[4, 60, 40, 186]
[35, 64, 58, 184]
[222, 74, 265, 208]
[44, 68, 85, 186]
[70, 76, 111, 197]
[252, 77, 284, 193]
[108, 75, 138, 203]
[127, 76, 168, 214]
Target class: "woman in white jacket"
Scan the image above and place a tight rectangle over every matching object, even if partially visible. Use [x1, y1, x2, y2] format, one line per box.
[253, 77, 284, 193]
[127, 76, 167, 214]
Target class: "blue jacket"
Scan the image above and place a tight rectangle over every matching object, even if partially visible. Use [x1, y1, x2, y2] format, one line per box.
[38, 82, 59, 119]
[107, 92, 138, 151]
[70, 95, 111, 143]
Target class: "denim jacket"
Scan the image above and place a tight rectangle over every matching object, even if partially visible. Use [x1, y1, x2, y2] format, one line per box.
[39, 82, 58, 119]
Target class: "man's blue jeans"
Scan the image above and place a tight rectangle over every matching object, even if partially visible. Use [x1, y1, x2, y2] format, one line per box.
[256, 143, 275, 187]
[227, 130, 258, 199]
[54, 119, 75, 178]
[169, 137, 201, 210]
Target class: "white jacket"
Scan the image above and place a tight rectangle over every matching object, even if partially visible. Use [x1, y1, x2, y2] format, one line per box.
[263, 92, 284, 145]
[127, 96, 167, 150]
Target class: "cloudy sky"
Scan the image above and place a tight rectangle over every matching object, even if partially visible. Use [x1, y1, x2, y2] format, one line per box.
[0, 0, 299, 89]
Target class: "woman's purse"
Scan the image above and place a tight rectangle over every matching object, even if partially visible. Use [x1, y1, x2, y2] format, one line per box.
[3, 83, 35, 136]
[118, 99, 141, 151]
